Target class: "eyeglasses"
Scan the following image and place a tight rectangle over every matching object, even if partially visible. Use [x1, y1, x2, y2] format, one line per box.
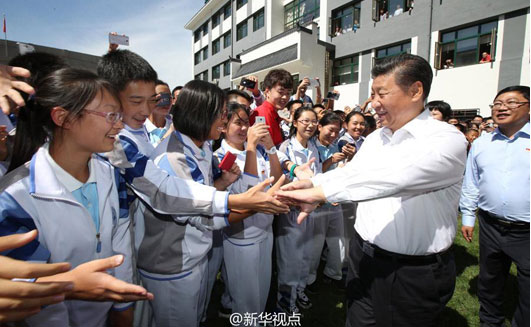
[297, 119, 318, 126]
[489, 101, 529, 111]
[84, 109, 123, 124]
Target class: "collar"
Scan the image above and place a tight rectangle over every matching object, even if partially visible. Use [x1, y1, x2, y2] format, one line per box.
[124, 123, 149, 136]
[221, 139, 246, 156]
[492, 121, 530, 140]
[381, 109, 430, 141]
[44, 147, 96, 193]
[290, 135, 310, 151]
[175, 130, 211, 161]
[145, 115, 172, 133]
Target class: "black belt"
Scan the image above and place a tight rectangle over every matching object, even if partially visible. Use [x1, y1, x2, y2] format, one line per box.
[479, 209, 530, 230]
[355, 231, 450, 266]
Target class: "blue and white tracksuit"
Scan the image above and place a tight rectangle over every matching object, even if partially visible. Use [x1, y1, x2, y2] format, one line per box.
[276, 136, 322, 309]
[136, 131, 247, 327]
[0, 146, 133, 327]
[309, 138, 346, 284]
[144, 115, 172, 146]
[214, 140, 274, 320]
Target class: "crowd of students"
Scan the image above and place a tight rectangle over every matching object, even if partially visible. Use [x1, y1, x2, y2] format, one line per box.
[0, 46, 527, 327]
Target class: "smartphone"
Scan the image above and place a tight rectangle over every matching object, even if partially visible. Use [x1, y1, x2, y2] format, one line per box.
[240, 78, 256, 89]
[109, 33, 130, 46]
[156, 93, 171, 107]
[327, 91, 340, 100]
[309, 78, 320, 88]
[255, 116, 266, 125]
[338, 140, 355, 153]
[218, 151, 237, 171]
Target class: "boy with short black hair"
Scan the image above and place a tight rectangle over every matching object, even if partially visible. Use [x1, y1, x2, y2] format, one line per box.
[250, 69, 293, 147]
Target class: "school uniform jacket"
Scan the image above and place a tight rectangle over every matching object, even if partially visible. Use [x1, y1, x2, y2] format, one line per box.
[214, 140, 272, 244]
[0, 146, 133, 327]
[136, 131, 251, 277]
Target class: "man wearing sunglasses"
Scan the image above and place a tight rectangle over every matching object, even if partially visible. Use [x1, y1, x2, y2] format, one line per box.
[460, 85, 530, 327]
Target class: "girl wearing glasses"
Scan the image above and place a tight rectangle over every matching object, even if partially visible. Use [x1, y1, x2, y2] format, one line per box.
[213, 101, 283, 319]
[276, 106, 322, 314]
[0, 68, 134, 327]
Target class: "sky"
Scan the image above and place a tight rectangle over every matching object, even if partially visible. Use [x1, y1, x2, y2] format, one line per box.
[3, 0, 205, 88]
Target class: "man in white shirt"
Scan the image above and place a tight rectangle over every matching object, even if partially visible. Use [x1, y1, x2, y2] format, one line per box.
[393, 4, 404, 16]
[277, 54, 467, 326]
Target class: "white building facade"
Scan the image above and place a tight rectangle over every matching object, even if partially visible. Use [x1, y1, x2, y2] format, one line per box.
[186, 0, 530, 118]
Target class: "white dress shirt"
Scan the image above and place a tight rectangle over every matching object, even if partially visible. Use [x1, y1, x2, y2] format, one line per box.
[312, 110, 467, 255]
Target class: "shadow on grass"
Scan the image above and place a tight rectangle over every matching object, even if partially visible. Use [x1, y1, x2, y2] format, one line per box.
[437, 307, 469, 327]
[453, 243, 478, 277]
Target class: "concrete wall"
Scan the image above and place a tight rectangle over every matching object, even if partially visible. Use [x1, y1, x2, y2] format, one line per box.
[498, 9, 528, 89]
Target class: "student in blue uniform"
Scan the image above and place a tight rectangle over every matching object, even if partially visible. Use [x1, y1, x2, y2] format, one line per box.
[308, 112, 347, 289]
[276, 106, 321, 314]
[0, 68, 134, 327]
[214, 102, 283, 321]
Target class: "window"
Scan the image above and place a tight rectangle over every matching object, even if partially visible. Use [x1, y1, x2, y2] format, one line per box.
[435, 21, 497, 69]
[203, 46, 208, 60]
[332, 54, 359, 85]
[195, 73, 201, 80]
[223, 2, 231, 19]
[223, 31, 232, 48]
[223, 61, 230, 76]
[237, 0, 248, 10]
[212, 12, 220, 28]
[212, 65, 220, 80]
[372, 0, 413, 21]
[237, 20, 248, 41]
[202, 70, 208, 81]
[253, 9, 265, 31]
[284, 0, 320, 31]
[374, 41, 411, 65]
[331, 2, 361, 37]
[194, 29, 201, 43]
[202, 23, 208, 36]
[212, 38, 221, 55]
[194, 51, 201, 65]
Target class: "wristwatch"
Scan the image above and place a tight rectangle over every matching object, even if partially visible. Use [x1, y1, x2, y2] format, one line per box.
[265, 146, 277, 155]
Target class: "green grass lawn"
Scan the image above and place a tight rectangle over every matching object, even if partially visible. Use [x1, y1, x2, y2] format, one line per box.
[205, 221, 519, 327]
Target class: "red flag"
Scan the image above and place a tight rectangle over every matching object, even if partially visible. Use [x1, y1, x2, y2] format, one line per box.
[3, 16, 5, 34]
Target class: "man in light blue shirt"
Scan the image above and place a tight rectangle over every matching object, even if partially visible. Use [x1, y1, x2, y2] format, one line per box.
[460, 85, 530, 327]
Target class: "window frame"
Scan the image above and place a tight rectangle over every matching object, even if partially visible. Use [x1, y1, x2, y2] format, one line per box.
[253, 8, 265, 32]
[202, 23, 208, 36]
[237, 20, 248, 41]
[374, 41, 411, 65]
[194, 51, 201, 65]
[203, 46, 208, 60]
[284, 0, 320, 31]
[194, 29, 201, 43]
[212, 11, 221, 28]
[332, 54, 360, 86]
[212, 64, 221, 80]
[223, 31, 232, 48]
[331, 1, 361, 37]
[223, 61, 230, 76]
[223, 2, 232, 20]
[212, 38, 221, 55]
[435, 20, 497, 69]
[236, 0, 248, 10]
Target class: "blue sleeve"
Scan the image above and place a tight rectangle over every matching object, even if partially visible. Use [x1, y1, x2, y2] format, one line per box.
[459, 143, 480, 227]
[0, 192, 50, 262]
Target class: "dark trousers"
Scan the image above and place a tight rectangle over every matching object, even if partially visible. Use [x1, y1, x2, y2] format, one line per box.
[346, 231, 455, 327]
[478, 211, 530, 327]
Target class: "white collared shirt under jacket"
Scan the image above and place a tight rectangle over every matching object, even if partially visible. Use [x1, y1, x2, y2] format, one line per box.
[312, 110, 468, 255]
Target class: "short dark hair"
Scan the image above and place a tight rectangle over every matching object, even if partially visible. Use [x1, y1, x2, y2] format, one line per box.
[172, 80, 226, 142]
[364, 115, 377, 130]
[172, 85, 183, 93]
[319, 112, 342, 127]
[313, 103, 325, 110]
[97, 49, 157, 92]
[371, 53, 433, 100]
[263, 69, 293, 90]
[426, 100, 452, 121]
[286, 99, 303, 111]
[226, 89, 252, 105]
[473, 114, 483, 120]
[8, 52, 68, 87]
[156, 79, 169, 88]
[344, 111, 365, 124]
[495, 85, 530, 101]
